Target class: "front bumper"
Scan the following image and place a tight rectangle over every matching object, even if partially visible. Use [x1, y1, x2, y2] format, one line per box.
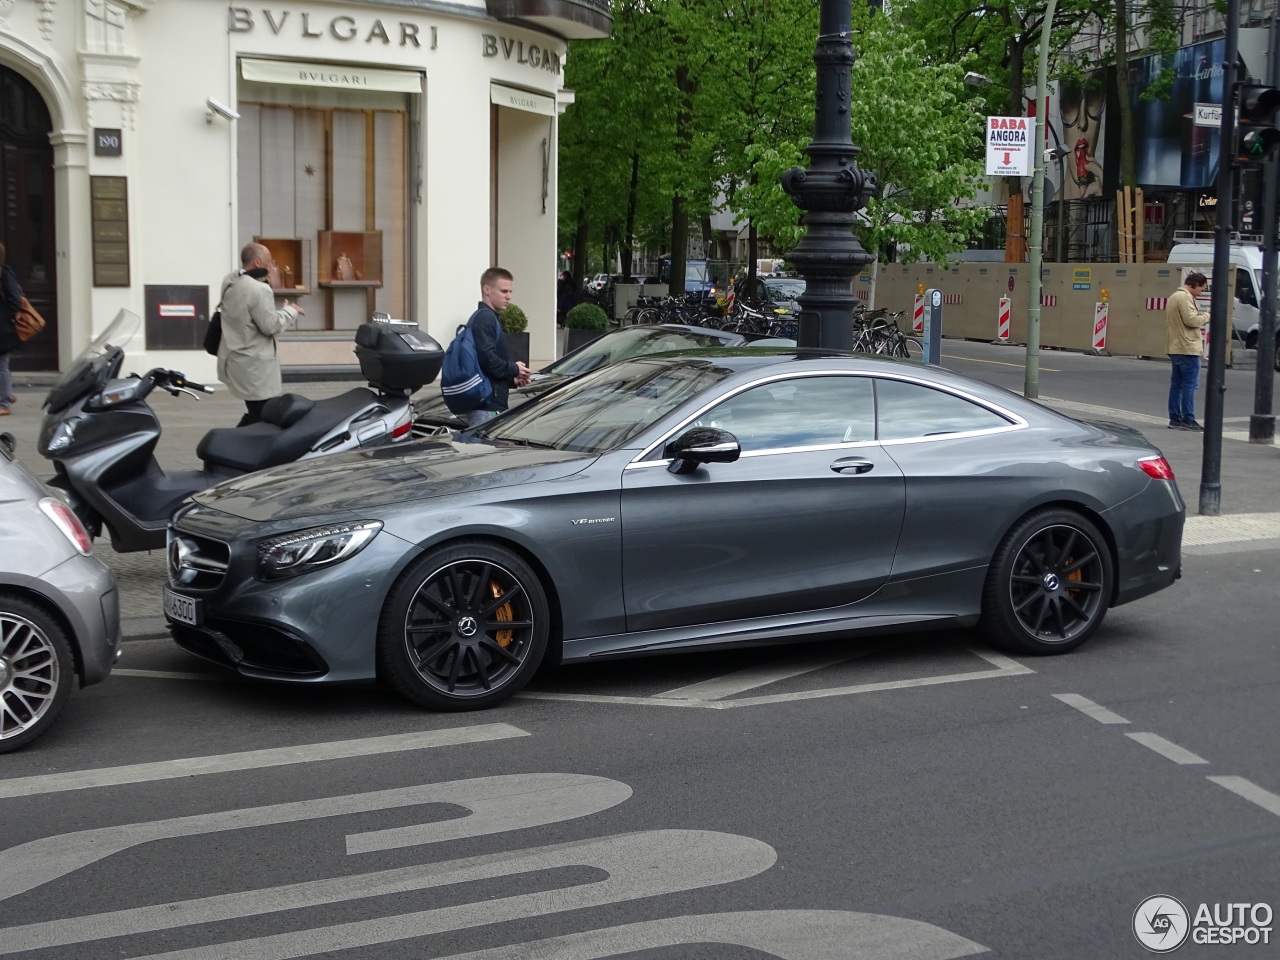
[163, 520, 414, 683]
[39, 552, 121, 686]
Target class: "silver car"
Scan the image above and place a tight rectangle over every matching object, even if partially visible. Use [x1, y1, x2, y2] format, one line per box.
[1, 432, 120, 752]
[163, 350, 1183, 713]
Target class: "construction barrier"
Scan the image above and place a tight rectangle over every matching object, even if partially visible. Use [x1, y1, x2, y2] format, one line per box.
[913, 294, 924, 334]
[1093, 302, 1109, 351]
[997, 297, 1011, 341]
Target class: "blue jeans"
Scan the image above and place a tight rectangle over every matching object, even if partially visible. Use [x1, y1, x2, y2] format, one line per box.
[1168, 353, 1200, 423]
[0, 352, 11, 411]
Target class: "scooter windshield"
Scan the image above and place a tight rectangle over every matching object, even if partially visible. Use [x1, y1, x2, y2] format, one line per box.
[44, 310, 142, 413]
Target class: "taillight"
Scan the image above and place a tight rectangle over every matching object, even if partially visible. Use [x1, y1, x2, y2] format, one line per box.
[38, 497, 93, 555]
[392, 420, 413, 440]
[1138, 455, 1175, 480]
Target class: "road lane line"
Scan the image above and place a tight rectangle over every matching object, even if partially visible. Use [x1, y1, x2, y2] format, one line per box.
[1125, 732, 1209, 765]
[1053, 693, 1130, 724]
[944, 353, 1060, 372]
[22, 832, 776, 960]
[0, 725, 530, 800]
[1207, 776, 1280, 818]
[653, 650, 870, 701]
[424, 910, 988, 960]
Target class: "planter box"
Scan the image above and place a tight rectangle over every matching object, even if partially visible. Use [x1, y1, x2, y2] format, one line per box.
[566, 327, 605, 352]
[503, 330, 530, 365]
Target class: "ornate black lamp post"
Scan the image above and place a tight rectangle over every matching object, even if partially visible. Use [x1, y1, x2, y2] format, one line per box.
[782, 0, 876, 349]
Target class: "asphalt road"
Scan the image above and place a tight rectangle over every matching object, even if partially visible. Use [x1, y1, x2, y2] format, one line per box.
[1, 341, 1277, 958]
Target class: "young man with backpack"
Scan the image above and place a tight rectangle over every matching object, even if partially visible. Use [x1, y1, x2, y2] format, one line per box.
[447, 267, 531, 428]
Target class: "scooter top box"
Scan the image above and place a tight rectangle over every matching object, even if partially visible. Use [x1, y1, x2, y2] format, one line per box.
[354, 318, 443, 392]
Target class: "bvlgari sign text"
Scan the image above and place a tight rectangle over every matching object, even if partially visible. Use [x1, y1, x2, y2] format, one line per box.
[228, 8, 437, 48]
[482, 34, 562, 75]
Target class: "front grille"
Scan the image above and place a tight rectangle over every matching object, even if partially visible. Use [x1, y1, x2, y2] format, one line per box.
[168, 530, 230, 591]
[171, 620, 328, 677]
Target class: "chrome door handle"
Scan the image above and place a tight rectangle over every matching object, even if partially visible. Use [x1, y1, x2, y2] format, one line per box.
[830, 458, 874, 475]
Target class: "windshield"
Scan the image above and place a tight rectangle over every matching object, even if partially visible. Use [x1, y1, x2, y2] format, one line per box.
[549, 327, 728, 378]
[479, 356, 734, 454]
[765, 279, 805, 301]
[46, 310, 141, 406]
[687, 262, 709, 282]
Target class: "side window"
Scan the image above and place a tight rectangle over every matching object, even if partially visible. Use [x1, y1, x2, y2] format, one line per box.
[1235, 268, 1258, 307]
[694, 376, 875, 452]
[875, 378, 1011, 441]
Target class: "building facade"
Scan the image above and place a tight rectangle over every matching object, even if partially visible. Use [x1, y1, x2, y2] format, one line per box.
[0, 0, 609, 373]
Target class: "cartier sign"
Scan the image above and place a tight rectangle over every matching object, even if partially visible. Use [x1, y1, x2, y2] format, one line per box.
[228, 8, 435, 48]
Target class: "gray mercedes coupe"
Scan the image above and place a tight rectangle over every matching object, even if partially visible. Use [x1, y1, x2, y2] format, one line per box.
[163, 350, 1184, 711]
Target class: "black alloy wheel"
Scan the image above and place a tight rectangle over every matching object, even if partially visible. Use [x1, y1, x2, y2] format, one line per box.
[981, 509, 1114, 655]
[378, 541, 549, 711]
[0, 594, 74, 753]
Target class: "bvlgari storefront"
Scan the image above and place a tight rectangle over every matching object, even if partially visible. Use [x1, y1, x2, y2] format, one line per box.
[0, 0, 609, 373]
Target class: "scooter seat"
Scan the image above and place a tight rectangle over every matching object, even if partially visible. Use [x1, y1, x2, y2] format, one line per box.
[197, 387, 380, 473]
[262, 393, 314, 428]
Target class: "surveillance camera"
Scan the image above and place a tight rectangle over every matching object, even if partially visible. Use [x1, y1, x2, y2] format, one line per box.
[205, 97, 240, 123]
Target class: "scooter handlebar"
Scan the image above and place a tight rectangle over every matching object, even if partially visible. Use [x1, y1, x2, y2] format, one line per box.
[162, 371, 215, 394]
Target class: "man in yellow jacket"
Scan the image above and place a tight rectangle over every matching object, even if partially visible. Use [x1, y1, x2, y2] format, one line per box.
[1165, 271, 1208, 431]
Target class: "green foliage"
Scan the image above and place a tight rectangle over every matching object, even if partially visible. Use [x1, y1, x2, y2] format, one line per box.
[847, 6, 990, 263]
[499, 303, 528, 334]
[565, 302, 609, 330]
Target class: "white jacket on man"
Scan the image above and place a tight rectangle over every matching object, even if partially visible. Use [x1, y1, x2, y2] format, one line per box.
[216, 271, 298, 401]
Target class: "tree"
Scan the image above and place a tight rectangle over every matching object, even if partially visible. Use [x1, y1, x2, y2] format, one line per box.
[846, 6, 991, 263]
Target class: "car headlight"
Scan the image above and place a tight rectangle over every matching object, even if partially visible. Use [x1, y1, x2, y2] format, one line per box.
[256, 520, 383, 581]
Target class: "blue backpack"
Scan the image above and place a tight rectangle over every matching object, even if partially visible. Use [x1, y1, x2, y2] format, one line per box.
[440, 319, 494, 415]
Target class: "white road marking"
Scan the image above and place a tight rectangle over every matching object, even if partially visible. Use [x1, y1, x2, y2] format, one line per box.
[0, 724, 529, 801]
[654, 649, 873, 701]
[50, 831, 775, 960]
[1125, 732, 1209, 765]
[523, 648, 1031, 710]
[1052, 693, 1130, 724]
[1207, 776, 1280, 818]
[0, 773, 618, 904]
[111, 668, 236, 681]
[427, 910, 987, 960]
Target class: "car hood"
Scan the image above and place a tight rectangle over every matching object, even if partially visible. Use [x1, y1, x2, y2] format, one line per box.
[413, 375, 570, 428]
[192, 439, 594, 523]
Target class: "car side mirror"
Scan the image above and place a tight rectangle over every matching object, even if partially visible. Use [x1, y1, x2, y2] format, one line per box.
[664, 426, 740, 475]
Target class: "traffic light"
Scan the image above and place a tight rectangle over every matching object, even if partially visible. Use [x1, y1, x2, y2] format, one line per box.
[1235, 84, 1280, 167]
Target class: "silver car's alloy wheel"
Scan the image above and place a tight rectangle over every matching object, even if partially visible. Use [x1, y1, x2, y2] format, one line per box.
[378, 542, 550, 711]
[0, 597, 74, 753]
[982, 510, 1114, 656]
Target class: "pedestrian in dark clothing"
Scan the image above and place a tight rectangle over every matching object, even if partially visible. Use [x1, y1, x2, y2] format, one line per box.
[463, 266, 531, 428]
[556, 271, 576, 325]
[0, 244, 23, 416]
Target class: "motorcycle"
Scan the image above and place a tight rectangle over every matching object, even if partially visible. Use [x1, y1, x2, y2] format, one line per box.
[40, 309, 442, 552]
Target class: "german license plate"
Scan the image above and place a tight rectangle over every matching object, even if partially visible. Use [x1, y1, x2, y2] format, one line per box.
[163, 587, 200, 626]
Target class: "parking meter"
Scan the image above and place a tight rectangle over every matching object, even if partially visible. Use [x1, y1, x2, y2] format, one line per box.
[922, 289, 943, 365]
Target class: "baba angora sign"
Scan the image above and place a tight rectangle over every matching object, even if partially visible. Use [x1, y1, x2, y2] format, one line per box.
[986, 116, 1035, 177]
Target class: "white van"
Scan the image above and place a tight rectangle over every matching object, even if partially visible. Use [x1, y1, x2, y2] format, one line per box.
[1166, 241, 1263, 344]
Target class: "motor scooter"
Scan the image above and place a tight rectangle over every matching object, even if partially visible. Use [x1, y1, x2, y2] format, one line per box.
[40, 309, 442, 552]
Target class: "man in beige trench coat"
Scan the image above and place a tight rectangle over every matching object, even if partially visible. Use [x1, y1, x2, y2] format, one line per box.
[217, 242, 303, 425]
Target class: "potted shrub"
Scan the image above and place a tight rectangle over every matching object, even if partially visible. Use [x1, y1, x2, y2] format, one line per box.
[565, 302, 608, 352]
[499, 303, 530, 365]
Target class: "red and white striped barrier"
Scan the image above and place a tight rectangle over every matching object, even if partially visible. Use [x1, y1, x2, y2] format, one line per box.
[1092, 301, 1109, 351]
[1145, 297, 1169, 310]
[997, 297, 1011, 340]
[913, 294, 924, 333]
[855, 288, 870, 301]
[1041, 294, 1057, 307]
[943, 293, 963, 305]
